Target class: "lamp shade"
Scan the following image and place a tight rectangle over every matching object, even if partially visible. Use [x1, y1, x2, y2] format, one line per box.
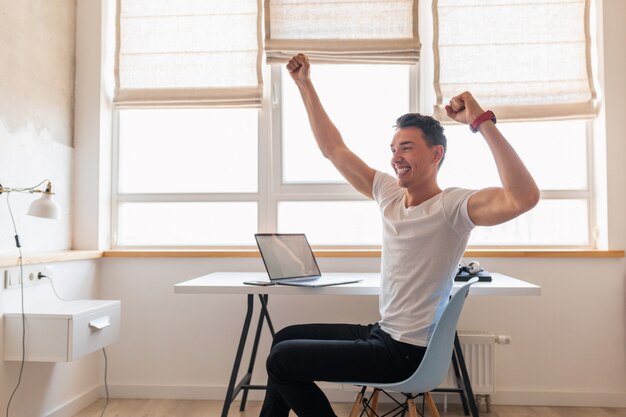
[27, 193, 60, 220]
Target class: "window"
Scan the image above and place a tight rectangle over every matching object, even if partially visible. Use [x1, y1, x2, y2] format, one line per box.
[114, 108, 259, 247]
[439, 120, 593, 247]
[272, 64, 413, 246]
[281, 65, 409, 184]
[114, 66, 596, 249]
[112, 0, 598, 249]
[113, 64, 414, 248]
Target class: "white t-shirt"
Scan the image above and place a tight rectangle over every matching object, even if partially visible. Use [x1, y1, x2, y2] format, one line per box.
[372, 171, 476, 347]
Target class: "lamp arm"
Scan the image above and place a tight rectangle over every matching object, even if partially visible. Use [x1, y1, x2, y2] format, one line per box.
[0, 179, 53, 195]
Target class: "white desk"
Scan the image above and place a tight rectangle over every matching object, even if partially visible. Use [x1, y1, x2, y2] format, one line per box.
[174, 272, 540, 296]
[175, 272, 539, 417]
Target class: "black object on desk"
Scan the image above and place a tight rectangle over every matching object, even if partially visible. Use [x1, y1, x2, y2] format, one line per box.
[455, 270, 492, 282]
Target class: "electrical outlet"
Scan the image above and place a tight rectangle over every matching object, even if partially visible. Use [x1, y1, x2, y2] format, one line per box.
[3, 268, 47, 289]
[24, 269, 46, 287]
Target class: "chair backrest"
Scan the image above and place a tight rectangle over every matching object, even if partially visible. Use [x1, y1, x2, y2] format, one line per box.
[376, 278, 478, 394]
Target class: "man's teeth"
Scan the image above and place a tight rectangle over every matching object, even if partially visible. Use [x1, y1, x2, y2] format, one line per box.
[398, 167, 409, 174]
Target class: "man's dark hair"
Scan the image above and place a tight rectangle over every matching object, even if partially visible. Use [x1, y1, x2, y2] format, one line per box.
[394, 113, 447, 168]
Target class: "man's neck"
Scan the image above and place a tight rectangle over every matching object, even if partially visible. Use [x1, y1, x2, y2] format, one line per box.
[404, 183, 443, 207]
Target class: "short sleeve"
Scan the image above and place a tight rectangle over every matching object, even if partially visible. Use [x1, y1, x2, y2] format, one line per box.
[373, 171, 402, 205]
[441, 188, 477, 235]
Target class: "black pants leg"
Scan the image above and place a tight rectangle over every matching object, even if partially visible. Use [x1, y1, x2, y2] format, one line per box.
[259, 323, 425, 417]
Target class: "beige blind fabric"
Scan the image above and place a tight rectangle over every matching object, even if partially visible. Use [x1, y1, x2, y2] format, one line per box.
[265, 0, 420, 64]
[115, 0, 262, 108]
[433, 0, 597, 121]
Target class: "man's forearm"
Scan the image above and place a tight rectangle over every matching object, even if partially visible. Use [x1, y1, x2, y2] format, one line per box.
[295, 79, 347, 159]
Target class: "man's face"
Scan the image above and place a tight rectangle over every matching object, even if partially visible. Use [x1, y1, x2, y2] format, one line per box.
[390, 127, 441, 189]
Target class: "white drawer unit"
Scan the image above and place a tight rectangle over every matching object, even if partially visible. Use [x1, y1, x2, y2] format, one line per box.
[3, 300, 121, 362]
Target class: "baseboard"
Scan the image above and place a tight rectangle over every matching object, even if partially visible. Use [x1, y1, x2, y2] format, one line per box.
[108, 384, 237, 400]
[106, 383, 626, 408]
[45, 385, 101, 417]
[489, 390, 626, 407]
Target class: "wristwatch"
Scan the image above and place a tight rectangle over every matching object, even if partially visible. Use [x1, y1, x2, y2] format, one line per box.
[470, 110, 496, 133]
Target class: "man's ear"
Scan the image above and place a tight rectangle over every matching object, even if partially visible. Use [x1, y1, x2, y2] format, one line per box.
[433, 145, 444, 164]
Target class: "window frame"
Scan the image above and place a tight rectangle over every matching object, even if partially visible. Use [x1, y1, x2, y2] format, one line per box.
[443, 118, 597, 250]
[110, 64, 597, 250]
[110, 109, 264, 250]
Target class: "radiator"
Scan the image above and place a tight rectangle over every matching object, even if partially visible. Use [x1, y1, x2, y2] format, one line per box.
[439, 331, 496, 395]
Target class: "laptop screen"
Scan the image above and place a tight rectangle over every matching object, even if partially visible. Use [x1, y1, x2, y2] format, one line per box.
[255, 234, 321, 280]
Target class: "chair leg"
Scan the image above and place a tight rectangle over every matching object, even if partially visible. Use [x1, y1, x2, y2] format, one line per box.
[366, 389, 380, 417]
[424, 393, 441, 417]
[407, 398, 419, 417]
[350, 387, 367, 417]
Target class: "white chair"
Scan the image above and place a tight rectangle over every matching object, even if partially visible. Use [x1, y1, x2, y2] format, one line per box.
[342, 278, 478, 417]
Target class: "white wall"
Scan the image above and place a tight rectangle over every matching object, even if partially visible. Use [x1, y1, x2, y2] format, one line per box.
[0, 2, 105, 417]
[600, 0, 626, 250]
[0, 0, 75, 252]
[99, 255, 626, 407]
[0, 122, 72, 253]
[0, 0, 75, 148]
[72, 0, 114, 251]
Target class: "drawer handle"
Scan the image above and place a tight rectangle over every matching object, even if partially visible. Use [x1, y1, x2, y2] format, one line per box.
[89, 317, 111, 330]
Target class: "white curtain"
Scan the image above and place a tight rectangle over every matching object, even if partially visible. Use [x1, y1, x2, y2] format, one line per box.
[265, 0, 420, 63]
[115, 0, 262, 108]
[433, 0, 597, 121]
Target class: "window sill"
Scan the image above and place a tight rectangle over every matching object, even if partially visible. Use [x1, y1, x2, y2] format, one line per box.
[0, 250, 104, 267]
[102, 249, 625, 259]
[1, 249, 621, 267]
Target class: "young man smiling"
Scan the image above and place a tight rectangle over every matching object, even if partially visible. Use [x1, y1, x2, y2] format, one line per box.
[258, 53, 539, 417]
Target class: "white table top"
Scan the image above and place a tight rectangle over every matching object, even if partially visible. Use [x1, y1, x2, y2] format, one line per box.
[174, 272, 540, 297]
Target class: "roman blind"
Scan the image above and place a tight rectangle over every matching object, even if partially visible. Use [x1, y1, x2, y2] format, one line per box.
[115, 0, 262, 108]
[265, 0, 420, 63]
[433, 0, 597, 121]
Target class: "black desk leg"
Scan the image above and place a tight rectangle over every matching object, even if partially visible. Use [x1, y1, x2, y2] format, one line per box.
[221, 295, 254, 417]
[222, 295, 275, 417]
[239, 295, 273, 411]
[258, 294, 275, 337]
[451, 349, 470, 415]
[454, 333, 480, 417]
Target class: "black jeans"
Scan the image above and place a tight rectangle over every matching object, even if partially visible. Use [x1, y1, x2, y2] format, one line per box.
[259, 322, 426, 417]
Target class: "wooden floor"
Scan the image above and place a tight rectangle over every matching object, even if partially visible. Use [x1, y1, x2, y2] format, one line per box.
[72, 399, 626, 417]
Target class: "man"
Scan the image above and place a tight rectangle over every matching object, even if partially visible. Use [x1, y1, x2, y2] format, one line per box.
[259, 53, 540, 417]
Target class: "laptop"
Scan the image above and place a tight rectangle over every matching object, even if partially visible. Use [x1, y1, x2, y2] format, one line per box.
[254, 233, 362, 287]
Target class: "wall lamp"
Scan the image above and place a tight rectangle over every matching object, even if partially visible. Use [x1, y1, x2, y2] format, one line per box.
[0, 180, 60, 220]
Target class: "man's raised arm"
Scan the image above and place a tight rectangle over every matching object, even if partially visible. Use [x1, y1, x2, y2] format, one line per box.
[287, 54, 376, 199]
[445, 92, 540, 226]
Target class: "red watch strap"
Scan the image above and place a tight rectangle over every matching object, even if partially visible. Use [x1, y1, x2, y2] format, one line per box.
[470, 110, 496, 133]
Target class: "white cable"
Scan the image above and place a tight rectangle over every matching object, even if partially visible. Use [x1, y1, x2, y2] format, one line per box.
[39, 275, 72, 302]
[99, 348, 109, 417]
[38, 275, 109, 417]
